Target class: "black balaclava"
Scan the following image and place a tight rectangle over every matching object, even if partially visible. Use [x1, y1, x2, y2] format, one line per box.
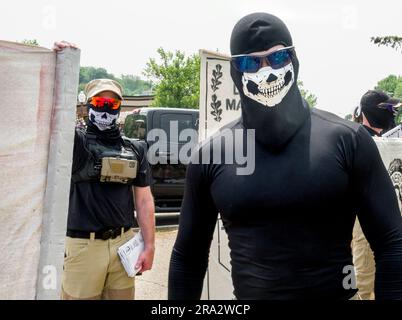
[230, 12, 309, 150]
[360, 90, 396, 132]
[363, 107, 395, 133]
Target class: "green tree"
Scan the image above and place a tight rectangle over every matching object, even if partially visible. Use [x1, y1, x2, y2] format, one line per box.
[375, 75, 402, 98]
[78, 67, 152, 96]
[78, 66, 116, 92]
[371, 36, 402, 53]
[345, 114, 353, 121]
[143, 48, 200, 109]
[20, 39, 39, 46]
[395, 82, 402, 98]
[376, 75, 402, 124]
[298, 81, 317, 108]
[120, 74, 152, 96]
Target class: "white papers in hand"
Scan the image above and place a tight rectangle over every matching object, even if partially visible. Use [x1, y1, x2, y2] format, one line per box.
[117, 231, 144, 277]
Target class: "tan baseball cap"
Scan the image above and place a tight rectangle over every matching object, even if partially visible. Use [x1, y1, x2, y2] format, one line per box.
[84, 78, 123, 100]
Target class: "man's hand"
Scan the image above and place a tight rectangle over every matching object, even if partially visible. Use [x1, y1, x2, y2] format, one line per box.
[53, 40, 78, 51]
[135, 246, 155, 273]
[133, 186, 155, 274]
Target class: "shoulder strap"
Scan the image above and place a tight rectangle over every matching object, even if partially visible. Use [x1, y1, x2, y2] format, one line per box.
[121, 137, 141, 158]
[71, 130, 96, 176]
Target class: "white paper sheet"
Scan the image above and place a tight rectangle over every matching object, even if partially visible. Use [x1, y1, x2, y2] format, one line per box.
[117, 231, 144, 277]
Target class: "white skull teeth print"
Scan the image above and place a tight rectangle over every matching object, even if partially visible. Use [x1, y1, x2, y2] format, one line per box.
[260, 79, 285, 98]
[242, 62, 294, 107]
[88, 108, 119, 131]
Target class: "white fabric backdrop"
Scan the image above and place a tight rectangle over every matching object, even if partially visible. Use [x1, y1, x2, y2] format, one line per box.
[0, 41, 80, 299]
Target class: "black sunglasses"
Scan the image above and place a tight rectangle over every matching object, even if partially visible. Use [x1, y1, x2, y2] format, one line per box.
[231, 46, 294, 73]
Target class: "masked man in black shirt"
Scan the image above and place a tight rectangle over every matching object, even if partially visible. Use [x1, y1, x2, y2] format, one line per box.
[352, 90, 401, 299]
[56, 50, 155, 299]
[168, 13, 402, 300]
[359, 89, 400, 137]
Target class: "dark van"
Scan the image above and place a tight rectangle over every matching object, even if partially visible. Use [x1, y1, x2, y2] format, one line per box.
[124, 107, 199, 212]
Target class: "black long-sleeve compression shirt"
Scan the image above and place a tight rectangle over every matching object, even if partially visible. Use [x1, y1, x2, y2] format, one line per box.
[168, 108, 402, 300]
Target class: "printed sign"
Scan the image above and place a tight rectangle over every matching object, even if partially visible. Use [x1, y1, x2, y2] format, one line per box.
[199, 50, 241, 142]
[375, 138, 402, 211]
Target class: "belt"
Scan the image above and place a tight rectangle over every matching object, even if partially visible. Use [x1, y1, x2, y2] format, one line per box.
[67, 227, 131, 240]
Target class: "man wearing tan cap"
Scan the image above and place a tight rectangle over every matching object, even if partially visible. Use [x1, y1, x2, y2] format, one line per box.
[61, 76, 155, 300]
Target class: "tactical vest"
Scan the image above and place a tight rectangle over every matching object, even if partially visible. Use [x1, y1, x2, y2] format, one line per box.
[72, 131, 140, 184]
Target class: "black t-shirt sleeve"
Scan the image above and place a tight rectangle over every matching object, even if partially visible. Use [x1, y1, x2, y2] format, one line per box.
[352, 126, 402, 299]
[132, 142, 151, 187]
[168, 162, 219, 300]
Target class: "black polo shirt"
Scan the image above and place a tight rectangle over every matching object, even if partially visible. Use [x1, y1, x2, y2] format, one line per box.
[67, 129, 151, 232]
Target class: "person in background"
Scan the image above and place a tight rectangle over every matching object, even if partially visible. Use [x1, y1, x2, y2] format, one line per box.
[359, 90, 399, 137]
[55, 40, 155, 300]
[352, 89, 401, 299]
[168, 13, 402, 300]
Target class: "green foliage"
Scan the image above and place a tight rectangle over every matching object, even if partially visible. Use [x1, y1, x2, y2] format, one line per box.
[371, 36, 402, 52]
[345, 114, 353, 121]
[79, 66, 116, 92]
[375, 75, 402, 98]
[298, 81, 317, 108]
[78, 67, 152, 96]
[120, 74, 153, 96]
[370, 37, 402, 121]
[143, 47, 200, 109]
[395, 110, 402, 125]
[20, 39, 39, 46]
[395, 83, 402, 98]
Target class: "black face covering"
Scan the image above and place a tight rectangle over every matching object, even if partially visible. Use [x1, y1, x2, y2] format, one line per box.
[362, 106, 395, 132]
[230, 12, 309, 150]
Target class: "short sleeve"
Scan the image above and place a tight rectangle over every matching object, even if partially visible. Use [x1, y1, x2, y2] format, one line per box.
[132, 141, 151, 187]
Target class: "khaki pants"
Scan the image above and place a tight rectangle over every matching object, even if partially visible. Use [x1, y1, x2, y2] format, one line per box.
[349, 292, 362, 300]
[61, 228, 136, 300]
[352, 219, 375, 300]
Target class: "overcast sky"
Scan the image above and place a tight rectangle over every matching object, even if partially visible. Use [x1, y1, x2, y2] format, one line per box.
[1, 0, 401, 117]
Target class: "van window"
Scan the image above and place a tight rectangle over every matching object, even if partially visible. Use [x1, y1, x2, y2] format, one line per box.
[160, 113, 194, 140]
[124, 114, 147, 139]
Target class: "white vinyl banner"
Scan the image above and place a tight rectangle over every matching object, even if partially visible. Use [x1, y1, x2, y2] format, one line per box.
[0, 41, 80, 299]
[198, 49, 402, 299]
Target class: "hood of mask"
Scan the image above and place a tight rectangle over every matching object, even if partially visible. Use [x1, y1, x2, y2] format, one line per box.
[362, 106, 396, 132]
[230, 12, 309, 151]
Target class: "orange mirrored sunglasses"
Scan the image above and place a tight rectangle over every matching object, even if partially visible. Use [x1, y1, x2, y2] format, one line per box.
[89, 96, 121, 110]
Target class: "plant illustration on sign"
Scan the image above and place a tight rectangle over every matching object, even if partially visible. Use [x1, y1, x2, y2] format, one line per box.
[210, 64, 223, 122]
[210, 94, 222, 122]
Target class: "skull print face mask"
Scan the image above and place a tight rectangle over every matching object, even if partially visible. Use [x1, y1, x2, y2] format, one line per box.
[242, 62, 294, 107]
[230, 12, 309, 150]
[88, 107, 119, 131]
